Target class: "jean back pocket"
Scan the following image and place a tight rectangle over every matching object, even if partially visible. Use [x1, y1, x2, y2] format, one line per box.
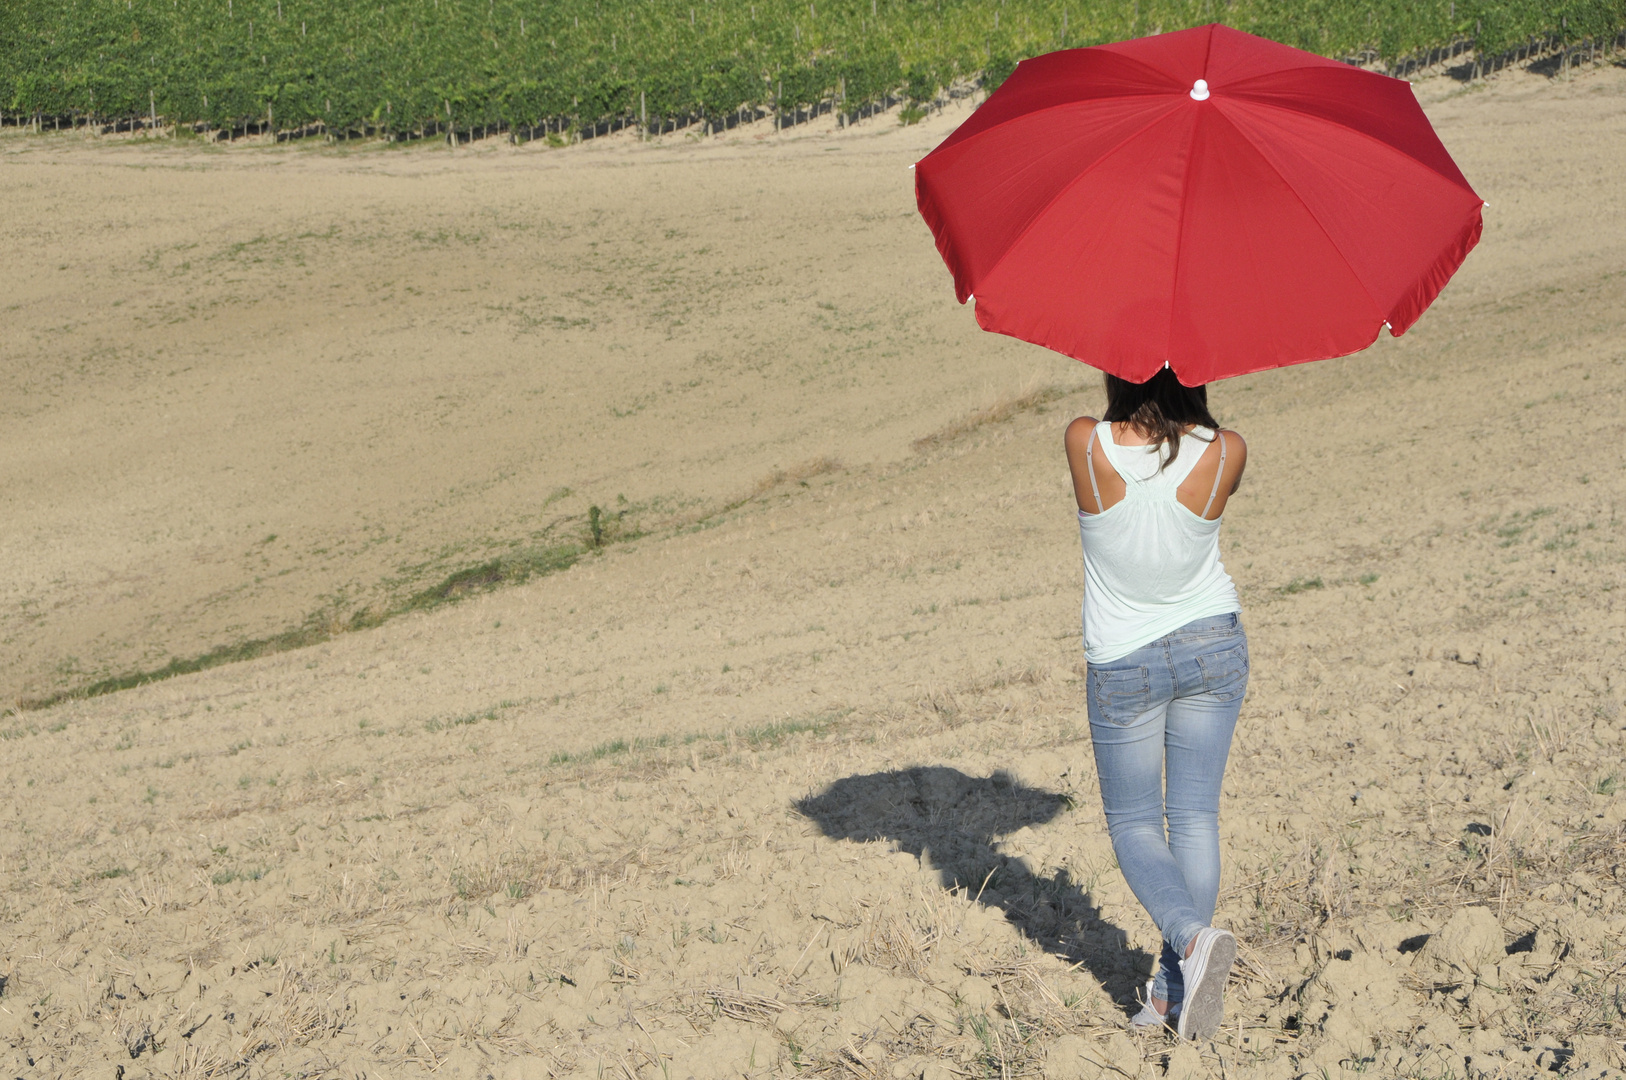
[1195, 641, 1249, 702]
[1090, 665, 1152, 726]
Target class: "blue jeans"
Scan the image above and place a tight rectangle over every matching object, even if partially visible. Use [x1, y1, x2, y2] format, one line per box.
[1086, 612, 1248, 1007]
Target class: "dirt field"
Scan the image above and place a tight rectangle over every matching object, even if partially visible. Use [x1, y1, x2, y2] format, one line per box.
[3, 60, 1626, 1080]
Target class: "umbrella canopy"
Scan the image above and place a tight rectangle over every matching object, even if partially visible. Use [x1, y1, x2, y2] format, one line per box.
[914, 24, 1483, 385]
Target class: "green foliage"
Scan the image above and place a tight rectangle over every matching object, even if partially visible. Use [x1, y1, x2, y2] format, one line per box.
[1459, 0, 1625, 55]
[403, 542, 582, 610]
[3, 2, 1621, 139]
[981, 51, 1019, 94]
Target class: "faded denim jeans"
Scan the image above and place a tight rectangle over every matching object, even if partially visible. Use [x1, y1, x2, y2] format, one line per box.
[1086, 612, 1248, 1007]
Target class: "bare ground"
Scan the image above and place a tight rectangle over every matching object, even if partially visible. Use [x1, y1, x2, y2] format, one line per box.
[2, 62, 1626, 1080]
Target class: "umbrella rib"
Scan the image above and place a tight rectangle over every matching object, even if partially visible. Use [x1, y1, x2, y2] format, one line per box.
[968, 102, 1183, 300]
[1221, 71, 1476, 191]
[1159, 23, 1220, 369]
[935, 40, 1194, 156]
[1208, 102, 1388, 327]
[936, 89, 1176, 162]
[1088, 40, 1212, 88]
[1162, 111, 1203, 373]
[1223, 61, 1364, 88]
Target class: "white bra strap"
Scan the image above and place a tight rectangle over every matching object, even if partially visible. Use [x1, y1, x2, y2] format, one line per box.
[1084, 425, 1104, 514]
[1201, 432, 1227, 518]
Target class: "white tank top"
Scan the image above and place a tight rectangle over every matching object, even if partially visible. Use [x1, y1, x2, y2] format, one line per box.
[1077, 422, 1241, 664]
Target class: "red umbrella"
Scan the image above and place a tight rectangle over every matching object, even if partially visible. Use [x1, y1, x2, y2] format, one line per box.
[914, 23, 1484, 385]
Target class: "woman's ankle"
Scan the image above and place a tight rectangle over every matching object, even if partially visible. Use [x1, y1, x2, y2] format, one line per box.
[1172, 924, 1208, 962]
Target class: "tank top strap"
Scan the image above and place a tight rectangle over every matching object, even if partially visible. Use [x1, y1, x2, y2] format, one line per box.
[1092, 421, 1129, 484]
[1160, 427, 1216, 489]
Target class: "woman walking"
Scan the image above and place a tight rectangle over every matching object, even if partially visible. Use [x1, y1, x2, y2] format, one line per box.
[1066, 368, 1249, 1040]
[913, 16, 1478, 1049]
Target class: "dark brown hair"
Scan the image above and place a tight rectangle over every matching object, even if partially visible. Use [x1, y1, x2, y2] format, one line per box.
[1102, 367, 1220, 469]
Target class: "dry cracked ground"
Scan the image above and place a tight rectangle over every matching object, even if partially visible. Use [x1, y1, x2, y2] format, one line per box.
[2, 55, 1626, 1080]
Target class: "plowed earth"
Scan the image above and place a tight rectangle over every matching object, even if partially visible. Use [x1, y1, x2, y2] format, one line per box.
[2, 62, 1625, 1080]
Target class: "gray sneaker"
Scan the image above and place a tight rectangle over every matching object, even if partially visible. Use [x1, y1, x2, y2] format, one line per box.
[1175, 927, 1236, 1040]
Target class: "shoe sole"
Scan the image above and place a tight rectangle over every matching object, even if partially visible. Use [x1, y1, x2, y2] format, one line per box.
[1177, 930, 1236, 1040]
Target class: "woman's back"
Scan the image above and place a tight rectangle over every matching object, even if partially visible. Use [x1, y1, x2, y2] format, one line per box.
[1069, 420, 1246, 663]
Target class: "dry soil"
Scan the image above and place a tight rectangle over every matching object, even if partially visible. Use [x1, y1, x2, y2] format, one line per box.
[2, 59, 1625, 1080]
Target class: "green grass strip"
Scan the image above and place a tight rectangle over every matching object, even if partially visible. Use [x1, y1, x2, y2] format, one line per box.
[16, 540, 588, 713]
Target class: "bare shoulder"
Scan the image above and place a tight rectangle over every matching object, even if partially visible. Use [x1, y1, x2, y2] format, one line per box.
[1217, 428, 1248, 487]
[1065, 415, 1101, 448]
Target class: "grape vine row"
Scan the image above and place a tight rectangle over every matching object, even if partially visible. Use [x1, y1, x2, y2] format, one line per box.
[3, 0, 1622, 141]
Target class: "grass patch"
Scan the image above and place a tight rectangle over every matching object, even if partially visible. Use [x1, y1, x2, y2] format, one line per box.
[401, 542, 585, 612]
[548, 737, 635, 767]
[21, 624, 340, 711]
[13, 455, 833, 712]
[426, 706, 502, 732]
[18, 542, 589, 713]
[1492, 507, 1557, 548]
[1278, 576, 1325, 595]
[741, 717, 828, 748]
[211, 868, 266, 886]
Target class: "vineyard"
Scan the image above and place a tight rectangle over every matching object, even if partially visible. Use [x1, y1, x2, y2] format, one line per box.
[3, 0, 1625, 142]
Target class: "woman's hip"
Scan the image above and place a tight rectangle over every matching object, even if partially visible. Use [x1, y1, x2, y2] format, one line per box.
[1086, 612, 1248, 726]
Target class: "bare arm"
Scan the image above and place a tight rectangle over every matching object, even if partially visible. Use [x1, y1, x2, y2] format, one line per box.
[1176, 429, 1248, 519]
[1064, 416, 1127, 514]
[1223, 430, 1248, 496]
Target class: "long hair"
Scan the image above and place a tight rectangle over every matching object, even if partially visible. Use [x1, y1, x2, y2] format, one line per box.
[1102, 367, 1220, 470]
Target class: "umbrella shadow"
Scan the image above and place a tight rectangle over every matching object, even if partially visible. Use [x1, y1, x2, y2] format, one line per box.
[794, 766, 1154, 1008]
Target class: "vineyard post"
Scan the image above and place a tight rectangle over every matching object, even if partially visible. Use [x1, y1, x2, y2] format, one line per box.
[641, 91, 647, 140]
[149, 90, 156, 134]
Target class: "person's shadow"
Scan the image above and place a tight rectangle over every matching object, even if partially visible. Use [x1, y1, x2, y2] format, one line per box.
[794, 766, 1154, 1008]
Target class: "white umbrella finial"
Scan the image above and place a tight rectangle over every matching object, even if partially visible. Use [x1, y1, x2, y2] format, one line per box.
[1190, 79, 1210, 101]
